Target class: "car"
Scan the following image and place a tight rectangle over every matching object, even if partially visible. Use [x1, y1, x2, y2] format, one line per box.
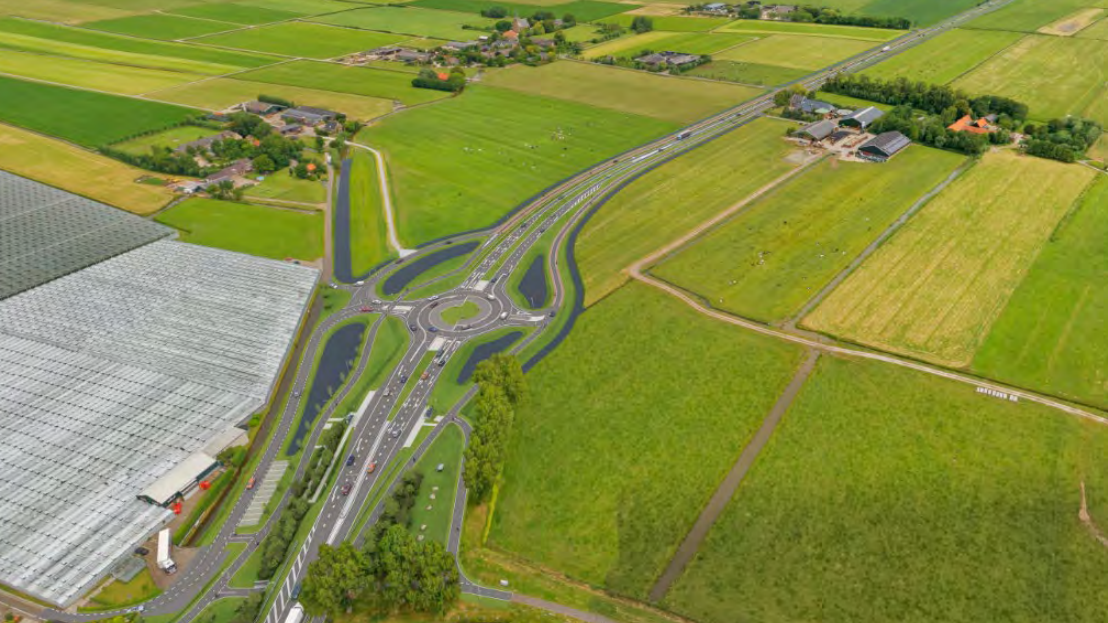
[390, 429, 400, 438]
[549, 310, 556, 318]
[428, 326, 438, 333]
[134, 546, 149, 556]
[345, 454, 355, 467]
[445, 239, 453, 245]
[341, 482, 352, 496]
[293, 390, 301, 398]
[490, 276, 498, 283]
[355, 280, 365, 286]
[487, 293, 496, 301]
[360, 306, 372, 312]
[409, 324, 417, 331]
[499, 312, 508, 320]
[459, 324, 469, 330]
[421, 371, 429, 380]
[400, 375, 409, 383]
[430, 295, 440, 301]
[247, 476, 256, 489]
[372, 299, 382, 305]
[367, 462, 377, 474]
[291, 583, 302, 599]
[429, 302, 438, 309]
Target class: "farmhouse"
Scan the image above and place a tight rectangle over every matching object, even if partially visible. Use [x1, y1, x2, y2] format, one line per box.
[857, 131, 910, 161]
[948, 114, 998, 134]
[205, 158, 253, 185]
[503, 29, 519, 40]
[763, 4, 796, 18]
[636, 51, 701, 68]
[282, 106, 338, 126]
[798, 119, 838, 142]
[512, 16, 530, 31]
[789, 94, 835, 115]
[703, 2, 729, 13]
[840, 106, 884, 130]
[397, 49, 432, 63]
[443, 40, 479, 51]
[240, 100, 284, 116]
[173, 130, 240, 155]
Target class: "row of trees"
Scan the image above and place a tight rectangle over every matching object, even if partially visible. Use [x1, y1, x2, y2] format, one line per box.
[776, 5, 910, 29]
[822, 74, 1029, 122]
[868, 106, 1009, 156]
[412, 68, 467, 93]
[1023, 117, 1102, 163]
[464, 354, 527, 503]
[481, 5, 577, 26]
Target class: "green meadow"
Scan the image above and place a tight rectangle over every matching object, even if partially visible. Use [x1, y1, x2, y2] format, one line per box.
[194, 21, 406, 59]
[85, 13, 239, 40]
[863, 28, 1024, 84]
[169, 2, 305, 25]
[156, 198, 324, 261]
[0, 51, 203, 95]
[310, 6, 496, 41]
[408, 0, 633, 22]
[233, 60, 450, 105]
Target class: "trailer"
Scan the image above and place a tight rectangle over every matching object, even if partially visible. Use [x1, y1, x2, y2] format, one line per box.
[156, 528, 177, 574]
[286, 603, 305, 623]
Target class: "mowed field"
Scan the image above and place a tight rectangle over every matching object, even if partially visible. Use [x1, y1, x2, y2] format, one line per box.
[583, 31, 755, 59]
[491, 283, 805, 598]
[0, 124, 173, 214]
[407, 0, 634, 22]
[169, 2, 305, 25]
[1038, 7, 1105, 36]
[654, 147, 966, 324]
[715, 19, 902, 41]
[357, 85, 676, 246]
[664, 355, 1108, 623]
[146, 78, 394, 119]
[686, 60, 809, 86]
[232, 60, 450, 105]
[310, 6, 496, 40]
[804, 151, 1096, 367]
[113, 126, 216, 155]
[193, 21, 406, 58]
[576, 117, 800, 306]
[600, 14, 732, 31]
[0, 0, 134, 23]
[953, 34, 1108, 123]
[0, 75, 199, 147]
[966, 0, 1103, 32]
[716, 34, 876, 70]
[481, 61, 762, 124]
[156, 198, 324, 260]
[973, 177, 1108, 408]
[1077, 13, 1108, 39]
[862, 28, 1024, 84]
[85, 13, 240, 40]
[0, 50, 204, 95]
[348, 149, 392, 275]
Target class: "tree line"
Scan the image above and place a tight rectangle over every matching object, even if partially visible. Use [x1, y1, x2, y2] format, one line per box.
[1023, 117, 1102, 163]
[464, 354, 527, 503]
[412, 68, 467, 93]
[822, 74, 1028, 122]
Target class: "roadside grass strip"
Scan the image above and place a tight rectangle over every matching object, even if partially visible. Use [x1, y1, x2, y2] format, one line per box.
[714, 34, 876, 70]
[664, 356, 1108, 623]
[348, 149, 394, 275]
[973, 176, 1108, 410]
[156, 198, 324, 261]
[356, 85, 677, 246]
[715, 18, 902, 41]
[0, 50, 205, 95]
[803, 151, 1096, 368]
[232, 60, 450, 106]
[84, 14, 240, 40]
[193, 21, 407, 59]
[490, 283, 805, 598]
[145, 78, 394, 120]
[861, 28, 1025, 85]
[407, 424, 464, 544]
[480, 61, 763, 124]
[309, 7, 497, 41]
[576, 117, 800, 306]
[653, 147, 966, 324]
[953, 34, 1108, 124]
[0, 123, 172, 214]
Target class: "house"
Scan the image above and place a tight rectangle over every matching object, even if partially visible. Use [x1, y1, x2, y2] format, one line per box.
[636, 51, 701, 68]
[839, 106, 884, 130]
[503, 29, 519, 40]
[764, 4, 796, 16]
[241, 101, 284, 116]
[443, 40, 479, 51]
[857, 131, 910, 161]
[173, 131, 240, 154]
[948, 114, 997, 134]
[278, 124, 303, 136]
[789, 94, 834, 115]
[532, 37, 556, 48]
[204, 158, 253, 185]
[282, 106, 338, 126]
[703, 2, 728, 12]
[798, 119, 838, 142]
[396, 49, 432, 63]
[512, 16, 530, 31]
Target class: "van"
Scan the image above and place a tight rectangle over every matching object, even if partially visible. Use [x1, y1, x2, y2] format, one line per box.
[487, 293, 496, 300]
[384, 388, 392, 397]
[499, 311, 508, 320]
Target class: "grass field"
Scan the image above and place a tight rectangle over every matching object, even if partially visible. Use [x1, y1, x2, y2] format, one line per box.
[310, 6, 496, 40]
[232, 60, 449, 105]
[1077, 14, 1108, 40]
[0, 50, 204, 95]
[583, 31, 755, 59]
[0, 75, 199, 147]
[576, 117, 799, 306]
[862, 28, 1024, 84]
[357, 85, 676, 245]
[716, 19, 902, 41]
[88, 569, 160, 608]
[146, 78, 394, 119]
[407, 0, 634, 22]
[686, 60, 809, 86]
[194, 21, 406, 58]
[0, 0, 134, 23]
[858, 0, 981, 26]
[348, 149, 392, 275]
[804, 151, 1096, 367]
[240, 0, 359, 13]
[967, 0, 1101, 32]
[85, 14, 239, 40]
[245, 172, 327, 203]
[716, 34, 876, 70]
[599, 14, 732, 32]
[427, 327, 526, 413]
[954, 34, 1108, 123]
[408, 424, 464, 545]
[491, 282, 804, 597]
[664, 355, 1108, 623]
[0, 123, 173, 214]
[654, 147, 966, 324]
[156, 198, 324, 260]
[170, 2, 305, 24]
[440, 300, 481, 325]
[1038, 7, 1105, 36]
[481, 61, 761, 124]
[0, 17, 276, 74]
[973, 177, 1108, 409]
[113, 125, 217, 155]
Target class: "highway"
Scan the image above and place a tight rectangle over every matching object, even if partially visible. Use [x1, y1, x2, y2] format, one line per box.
[36, 2, 1025, 622]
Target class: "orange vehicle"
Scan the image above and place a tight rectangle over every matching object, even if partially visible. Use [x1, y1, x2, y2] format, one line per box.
[247, 476, 256, 489]
[367, 462, 377, 474]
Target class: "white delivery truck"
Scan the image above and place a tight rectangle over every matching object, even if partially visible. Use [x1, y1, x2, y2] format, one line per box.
[156, 528, 177, 574]
[286, 603, 305, 623]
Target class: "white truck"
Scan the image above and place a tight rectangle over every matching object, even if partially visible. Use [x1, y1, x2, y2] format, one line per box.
[285, 603, 305, 623]
[157, 528, 177, 574]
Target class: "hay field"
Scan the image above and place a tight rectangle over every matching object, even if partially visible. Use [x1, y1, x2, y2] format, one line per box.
[146, 78, 394, 119]
[0, 124, 172, 214]
[804, 151, 1095, 367]
[1038, 7, 1105, 36]
[654, 147, 966, 324]
[716, 34, 875, 70]
[309, 6, 496, 40]
[599, 14, 732, 31]
[85, 14, 240, 40]
[0, 51, 204, 95]
[0, 0, 133, 23]
[967, 0, 1102, 32]
[686, 60, 809, 86]
[583, 31, 755, 59]
[480, 61, 762, 124]
[716, 19, 901, 41]
[232, 60, 449, 105]
[954, 34, 1108, 122]
[169, 3, 304, 24]
[862, 28, 1023, 85]
[1076, 14, 1108, 39]
[193, 21, 406, 58]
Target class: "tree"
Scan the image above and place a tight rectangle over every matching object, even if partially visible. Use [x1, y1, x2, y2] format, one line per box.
[481, 6, 507, 17]
[363, 525, 459, 615]
[302, 542, 368, 616]
[252, 154, 276, 173]
[630, 15, 654, 33]
[495, 19, 511, 32]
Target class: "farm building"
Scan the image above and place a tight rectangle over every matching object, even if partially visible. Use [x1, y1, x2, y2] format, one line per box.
[241, 101, 284, 116]
[703, 2, 729, 13]
[282, 106, 339, 126]
[636, 51, 701, 68]
[173, 130, 240, 155]
[948, 114, 998, 134]
[443, 40, 479, 52]
[840, 106, 884, 130]
[205, 158, 254, 186]
[858, 131, 911, 161]
[397, 49, 432, 63]
[789, 94, 835, 115]
[799, 119, 838, 142]
[512, 16, 530, 31]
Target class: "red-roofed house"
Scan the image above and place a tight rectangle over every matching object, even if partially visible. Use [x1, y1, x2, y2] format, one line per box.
[503, 29, 519, 40]
[948, 114, 997, 135]
[437, 72, 449, 80]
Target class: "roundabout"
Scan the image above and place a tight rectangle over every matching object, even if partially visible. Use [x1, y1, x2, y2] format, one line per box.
[424, 292, 502, 333]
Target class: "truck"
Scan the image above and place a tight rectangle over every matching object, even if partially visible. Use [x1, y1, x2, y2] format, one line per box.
[156, 528, 177, 574]
[285, 603, 305, 623]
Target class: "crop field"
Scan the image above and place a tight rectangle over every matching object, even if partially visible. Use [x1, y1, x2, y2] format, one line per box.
[491, 283, 805, 598]
[716, 34, 876, 70]
[244, 173, 327, 204]
[862, 28, 1023, 84]
[146, 78, 393, 119]
[156, 198, 324, 260]
[348, 149, 392, 275]
[0, 75, 199, 147]
[0, 51, 204, 95]
[654, 147, 966, 324]
[239, 0, 359, 13]
[407, 0, 634, 22]
[481, 62, 762, 124]
[973, 177, 1108, 409]
[0, 18, 277, 74]
[169, 2, 305, 24]
[576, 118, 799, 306]
[967, 0, 1102, 32]
[85, 14, 240, 40]
[1077, 14, 1108, 39]
[599, 14, 732, 32]
[804, 151, 1096, 368]
[356, 85, 676, 245]
[583, 31, 754, 59]
[193, 21, 406, 58]
[1038, 7, 1105, 36]
[113, 125, 218, 155]
[310, 7, 496, 41]
[685, 60, 809, 86]
[954, 34, 1108, 123]
[0, 0, 134, 23]
[856, 0, 981, 26]
[664, 355, 1108, 623]
[716, 19, 901, 41]
[0, 123, 172, 215]
[232, 60, 449, 105]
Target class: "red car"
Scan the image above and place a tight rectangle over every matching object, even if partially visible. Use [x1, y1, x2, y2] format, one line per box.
[341, 482, 353, 496]
[367, 463, 377, 474]
[246, 476, 256, 490]
[360, 306, 373, 312]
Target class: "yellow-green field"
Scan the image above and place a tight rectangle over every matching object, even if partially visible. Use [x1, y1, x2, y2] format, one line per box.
[0, 51, 203, 95]
[1038, 7, 1105, 36]
[804, 151, 1096, 367]
[1077, 13, 1108, 39]
[715, 34, 875, 70]
[715, 18, 902, 41]
[583, 31, 755, 59]
[146, 78, 394, 119]
[0, 123, 174, 214]
[862, 28, 1024, 85]
[480, 61, 762, 124]
[0, 0, 132, 23]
